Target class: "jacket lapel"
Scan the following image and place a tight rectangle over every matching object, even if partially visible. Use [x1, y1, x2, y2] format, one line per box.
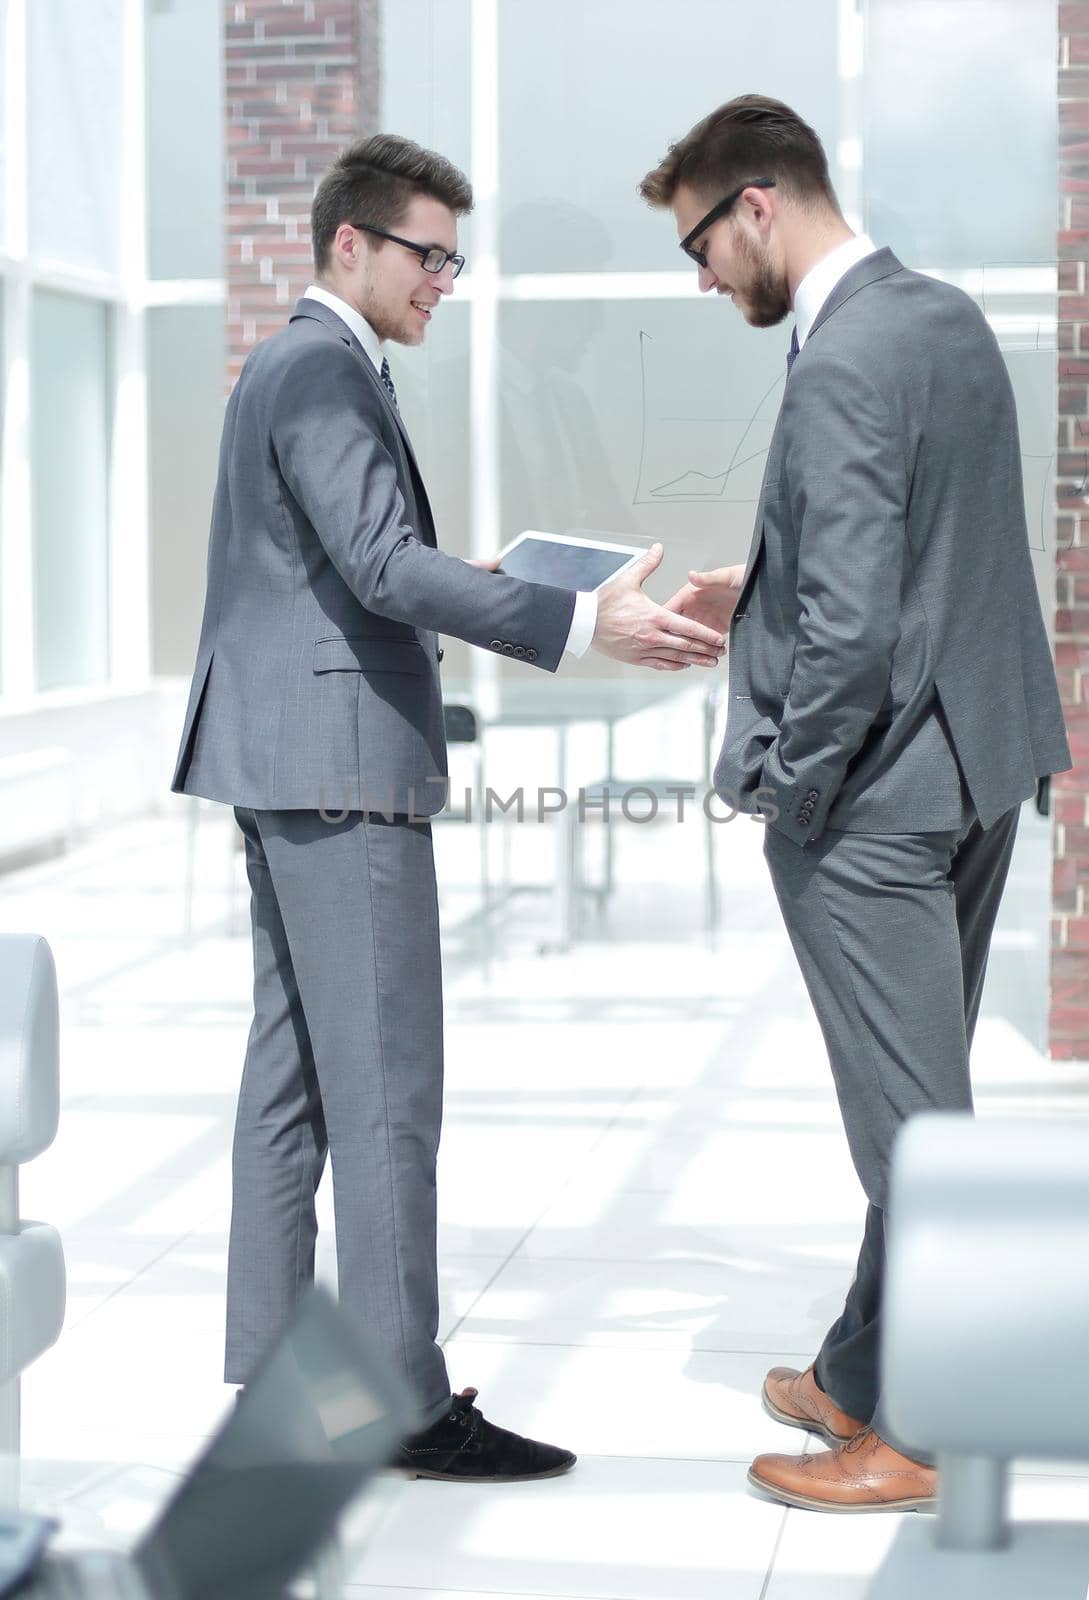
[289, 298, 437, 541]
[735, 248, 904, 600]
[737, 410, 785, 597]
[805, 247, 902, 345]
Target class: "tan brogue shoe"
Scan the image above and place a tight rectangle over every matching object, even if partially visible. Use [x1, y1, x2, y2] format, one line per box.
[748, 1426, 937, 1513]
[762, 1364, 865, 1446]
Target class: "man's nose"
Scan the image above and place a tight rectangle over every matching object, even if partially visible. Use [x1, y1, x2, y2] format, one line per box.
[697, 264, 717, 294]
[435, 261, 457, 295]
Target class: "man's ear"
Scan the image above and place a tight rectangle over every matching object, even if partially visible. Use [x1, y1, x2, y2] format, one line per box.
[333, 222, 359, 266]
[742, 185, 776, 237]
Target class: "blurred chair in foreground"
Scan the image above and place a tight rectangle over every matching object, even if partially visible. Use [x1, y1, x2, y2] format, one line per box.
[870, 1113, 1089, 1599]
[0, 936, 66, 1470]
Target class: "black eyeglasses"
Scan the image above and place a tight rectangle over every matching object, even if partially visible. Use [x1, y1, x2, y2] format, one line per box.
[353, 222, 466, 278]
[679, 178, 776, 267]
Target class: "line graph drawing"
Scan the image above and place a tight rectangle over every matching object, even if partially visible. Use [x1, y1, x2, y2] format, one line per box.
[649, 451, 771, 499]
[630, 288, 1071, 554]
[632, 331, 785, 506]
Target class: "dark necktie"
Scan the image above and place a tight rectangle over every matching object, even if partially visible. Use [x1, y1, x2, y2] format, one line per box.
[380, 356, 399, 412]
[786, 325, 800, 376]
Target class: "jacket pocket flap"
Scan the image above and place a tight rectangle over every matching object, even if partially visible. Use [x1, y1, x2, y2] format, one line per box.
[313, 637, 426, 674]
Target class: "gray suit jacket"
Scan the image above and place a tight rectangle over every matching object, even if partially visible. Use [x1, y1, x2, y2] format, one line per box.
[172, 297, 576, 814]
[716, 249, 1070, 846]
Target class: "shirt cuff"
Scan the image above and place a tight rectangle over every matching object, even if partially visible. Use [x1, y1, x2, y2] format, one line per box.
[563, 590, 598, 658]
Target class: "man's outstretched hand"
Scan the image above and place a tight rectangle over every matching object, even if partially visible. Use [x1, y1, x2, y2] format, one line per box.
[663, 563, 747, 636]
[591, 544, 726, 672]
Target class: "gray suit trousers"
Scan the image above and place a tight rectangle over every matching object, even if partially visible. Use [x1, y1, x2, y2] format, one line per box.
[763, 805, 1019, 1456]
[225, 807, 449, 1412]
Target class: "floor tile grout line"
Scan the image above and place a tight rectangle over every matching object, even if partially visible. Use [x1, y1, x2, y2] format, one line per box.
[499, 1449, 811, 1466]
[439, 1079, 657, 1350]
[441, 1336, 818, 1360]
[343, 1584, 617, 1599]
[50, 1204, 226, 1336]
[756, 1504, 792, 1600]
[443, 1337, 819, 1359]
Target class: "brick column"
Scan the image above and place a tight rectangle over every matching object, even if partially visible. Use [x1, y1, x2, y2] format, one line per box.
[224, 0, 379, 389]
[1053, 5, 1089, 1057]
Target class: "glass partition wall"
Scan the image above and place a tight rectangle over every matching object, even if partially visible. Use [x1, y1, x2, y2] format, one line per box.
[0, 0, 225, 703]
[386, 0, 1058, 682]
[384, 0, 1058, 1040]
[1, 0, 133, 703]
[3, 1, 1055, 692]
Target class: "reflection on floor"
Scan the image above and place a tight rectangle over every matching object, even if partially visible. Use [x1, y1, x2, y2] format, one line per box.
[6, 800, 1088, 1599]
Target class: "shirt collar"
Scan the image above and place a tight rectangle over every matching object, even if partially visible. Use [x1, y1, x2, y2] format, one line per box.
[792, 233, 878, 349]
[303, 283, 383, 373]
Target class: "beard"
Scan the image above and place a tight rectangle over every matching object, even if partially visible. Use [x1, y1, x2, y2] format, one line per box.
[729, 226, 792, 328]
[363, 301, 421, 346]
[357, 281, 424, 347]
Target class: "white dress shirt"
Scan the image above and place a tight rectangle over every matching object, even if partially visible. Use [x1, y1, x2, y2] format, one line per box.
[304, 282, 383, 371]
[791, 233, 878, 349]
[302, 284, 596, 658]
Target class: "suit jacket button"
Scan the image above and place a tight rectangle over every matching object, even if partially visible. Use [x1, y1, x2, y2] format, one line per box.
[501, 642, 515, 654]
[799, 816, 809, 827]
[807, 790, 818, 802]
[513, 645, 527, 657]
[526, 648, 538, 662]
[490, 639, 502, 651]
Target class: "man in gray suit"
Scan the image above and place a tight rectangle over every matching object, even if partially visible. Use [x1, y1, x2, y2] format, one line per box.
[173, 134, 723, 1483]
[641, 96, 1070, 1511]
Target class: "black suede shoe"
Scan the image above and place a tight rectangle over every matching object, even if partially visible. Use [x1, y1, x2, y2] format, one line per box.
[392, 1387, 577, 1482]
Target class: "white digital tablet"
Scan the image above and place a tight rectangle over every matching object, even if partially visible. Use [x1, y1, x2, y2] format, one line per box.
[496, 531, 646, 592]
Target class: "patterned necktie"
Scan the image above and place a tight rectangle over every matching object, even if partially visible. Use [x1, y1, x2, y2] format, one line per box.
[380, 356, 399, 412]
[786, 325, 800, 376]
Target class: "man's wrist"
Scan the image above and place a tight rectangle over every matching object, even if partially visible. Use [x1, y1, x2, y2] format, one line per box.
[564, 590, 598, 658]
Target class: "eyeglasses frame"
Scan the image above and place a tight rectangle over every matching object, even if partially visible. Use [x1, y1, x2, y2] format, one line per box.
[352, 222, 466, 279]
[679, 178, 777, 267]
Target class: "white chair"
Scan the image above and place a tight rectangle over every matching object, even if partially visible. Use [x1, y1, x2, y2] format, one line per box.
[0, 936, 66, 1459]
[870, 1113, 1089, 1599]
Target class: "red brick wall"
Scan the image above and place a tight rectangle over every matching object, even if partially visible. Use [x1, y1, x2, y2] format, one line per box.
[1053, 5, 1089, 1057]
[224, 0, 378, 388]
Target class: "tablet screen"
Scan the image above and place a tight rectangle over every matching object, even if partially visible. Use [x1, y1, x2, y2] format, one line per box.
[497, 537, 634, 591]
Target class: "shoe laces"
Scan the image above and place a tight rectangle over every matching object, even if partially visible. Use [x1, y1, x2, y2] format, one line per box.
[447, 1387, 482, 1429]
[843, 1425, 874, 1455]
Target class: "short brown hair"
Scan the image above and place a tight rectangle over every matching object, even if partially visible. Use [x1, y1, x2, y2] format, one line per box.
[639, 94, 838, 212]
[311, 134, 473, 270]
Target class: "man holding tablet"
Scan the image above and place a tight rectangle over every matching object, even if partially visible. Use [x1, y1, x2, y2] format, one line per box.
[496, 530, 649, 596]
[172, 134, 723, 1485]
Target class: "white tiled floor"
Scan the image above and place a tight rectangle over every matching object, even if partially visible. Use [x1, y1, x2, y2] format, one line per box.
[4, 796, 1089, 1598]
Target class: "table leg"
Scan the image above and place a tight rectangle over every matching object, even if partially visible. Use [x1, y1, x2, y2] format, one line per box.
[553, 726, 574, 952]
[602, 718, 616, 901]
[703, 684, 719, 936]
